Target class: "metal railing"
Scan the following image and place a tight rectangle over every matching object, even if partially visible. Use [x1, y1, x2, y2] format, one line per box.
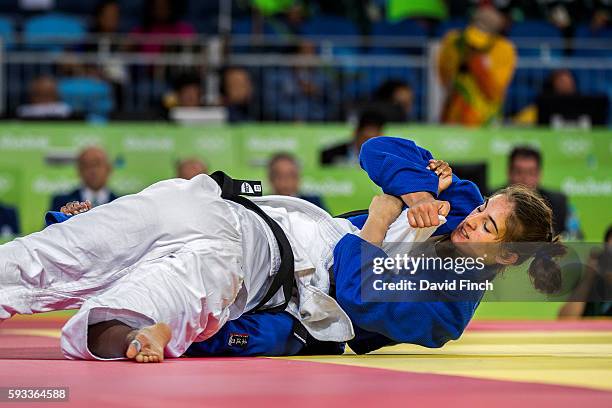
[0, 34, 611, 123]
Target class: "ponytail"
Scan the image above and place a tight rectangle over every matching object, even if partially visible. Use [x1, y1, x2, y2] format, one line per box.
[527, 236, 567, 294]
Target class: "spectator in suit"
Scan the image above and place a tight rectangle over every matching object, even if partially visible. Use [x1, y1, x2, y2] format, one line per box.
[320, 110, 386, 166]
[0, 203, 20, 238]
[176, 158, 208, 180]
[268, 153, 327, 212]
[50, 146, 118, 212]
[507, 146, 581, 238]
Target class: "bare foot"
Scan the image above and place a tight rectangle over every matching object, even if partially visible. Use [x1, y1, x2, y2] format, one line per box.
[125, 323, 171, 363]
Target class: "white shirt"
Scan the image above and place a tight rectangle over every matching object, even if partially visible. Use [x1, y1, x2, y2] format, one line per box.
[81, 187, 111, 207]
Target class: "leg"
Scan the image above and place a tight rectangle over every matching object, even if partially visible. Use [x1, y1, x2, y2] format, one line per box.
[0, 174, 235, 320]
[61, 246, 244, 361]
[87, 319, 171, 363]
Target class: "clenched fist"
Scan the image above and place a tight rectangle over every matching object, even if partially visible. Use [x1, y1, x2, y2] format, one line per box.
[407, 197, 450, 228]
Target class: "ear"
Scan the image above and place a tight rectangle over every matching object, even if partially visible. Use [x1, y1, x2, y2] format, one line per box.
[495, 251, 519, 266]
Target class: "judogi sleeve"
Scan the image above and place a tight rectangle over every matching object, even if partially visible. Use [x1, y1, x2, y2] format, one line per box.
[359, 136, 440, 197]
[357, 136, 485, 234]
[185, 312, 304, 357]
[333, 233, 478, 348]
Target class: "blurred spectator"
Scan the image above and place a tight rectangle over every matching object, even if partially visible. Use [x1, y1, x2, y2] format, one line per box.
[506, 146, 582, 238]
[558, 226, 612, 318]
[268, 152, 327, 211]
[16, 76, 73, 119]
[221, 67, 256, 122]
[0, 202, 20, 239]
[373, 79, 414, 122]
[320, 110, 385, 166]
[437, 6, 516, 126]
[176, 158, 208, 180]
[50, 146, 118, 211]
[513, 69, 578, 125]
[264, 40, 338, 121]
[84, 0, 127, 110]
[131, 0, 195, 54]
[92, 0, 121, 36]
[164, 73, 203, 110]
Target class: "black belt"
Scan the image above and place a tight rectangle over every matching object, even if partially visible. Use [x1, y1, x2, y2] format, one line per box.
[210, 171, 295, 313]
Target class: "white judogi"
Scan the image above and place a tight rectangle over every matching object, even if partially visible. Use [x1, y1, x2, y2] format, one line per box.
[0, 175, 274, 359]
[0, 174, 442, 360]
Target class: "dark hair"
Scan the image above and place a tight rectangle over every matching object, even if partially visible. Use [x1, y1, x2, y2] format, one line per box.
[373, 79, 412, 102]
[357, 109, 386, 131]
[92, 0, 119, 32]
[509, 146, 542, 170]
[141, 0, 186, 29]
[173, 73, 201, 92]
[605, 225, 612, 243]
[542, 69, 576, 95]
[493, 185, 567, 294]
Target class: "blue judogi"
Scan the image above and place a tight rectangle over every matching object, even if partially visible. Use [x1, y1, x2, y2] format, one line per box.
[46, 137, 485, 356]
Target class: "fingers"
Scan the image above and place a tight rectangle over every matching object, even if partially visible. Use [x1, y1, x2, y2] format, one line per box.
[407, 200, 451, 228]
[438, 200, 451, 217]
[60, 201, 91, 215]
[428, 159, 452, 177]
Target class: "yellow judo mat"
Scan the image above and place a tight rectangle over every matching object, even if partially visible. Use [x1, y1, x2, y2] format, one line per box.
[285, 325, 612, 391]
[1, 316, 611, 407]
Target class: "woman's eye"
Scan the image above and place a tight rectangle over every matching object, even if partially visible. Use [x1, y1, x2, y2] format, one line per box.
[477, 206, 484, 212]
[484, 223, 490, 233]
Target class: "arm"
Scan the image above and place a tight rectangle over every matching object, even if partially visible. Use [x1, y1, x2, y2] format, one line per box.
[333, 233, 477, 348]
[359, 137, 452, 228]
[339, 196, 474, 347]
[359, 136, 439, 198]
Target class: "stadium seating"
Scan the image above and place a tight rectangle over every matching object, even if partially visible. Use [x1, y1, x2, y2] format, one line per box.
[369, 20, 426, 56]
[0, 16, 15, 50]
[57, 77, 114, 120]
[23, 13, 86, 51]
[434, 18, 467, 37]
[508, 20, 563, 58]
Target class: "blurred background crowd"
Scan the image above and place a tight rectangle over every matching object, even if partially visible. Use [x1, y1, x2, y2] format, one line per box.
[0, 0, 610, 124]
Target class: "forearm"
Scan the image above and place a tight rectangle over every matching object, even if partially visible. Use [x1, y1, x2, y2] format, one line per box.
[359, 217, 390, 247]
[401, 191, 435, 207]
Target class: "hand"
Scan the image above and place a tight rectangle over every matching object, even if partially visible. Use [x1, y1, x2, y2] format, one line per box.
[60, 200, 92, 216]
[407, 197, 450, 228]
[427, 159, 452, 194]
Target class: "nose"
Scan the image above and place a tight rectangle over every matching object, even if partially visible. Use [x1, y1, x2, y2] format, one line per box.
[465, 217, 478, 231]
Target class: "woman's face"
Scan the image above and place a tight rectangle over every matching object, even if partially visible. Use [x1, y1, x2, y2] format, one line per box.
[451, 194, 515, 264]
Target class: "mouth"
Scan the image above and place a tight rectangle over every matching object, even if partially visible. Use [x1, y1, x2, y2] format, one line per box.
[460, 225, 469, 240]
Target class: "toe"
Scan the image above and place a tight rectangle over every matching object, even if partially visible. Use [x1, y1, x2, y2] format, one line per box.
[135, 354, 144, 363]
